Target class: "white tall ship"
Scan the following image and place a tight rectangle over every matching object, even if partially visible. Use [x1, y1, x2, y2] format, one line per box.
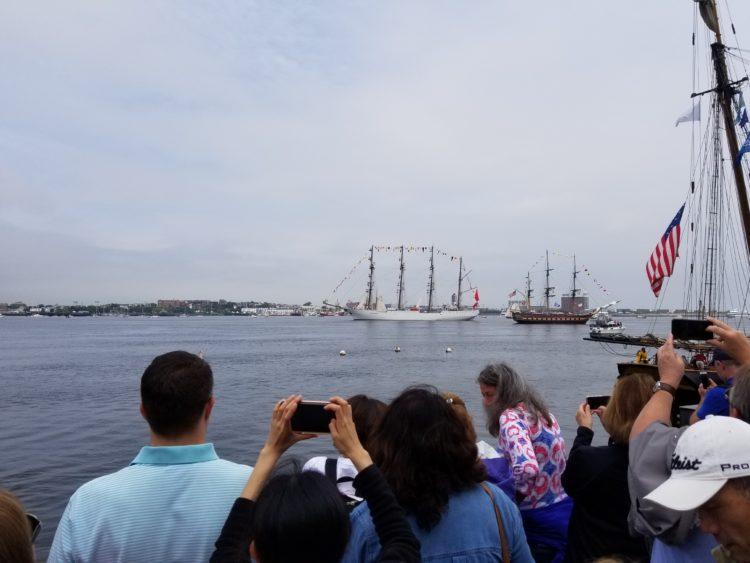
[350, 245, 479, 321]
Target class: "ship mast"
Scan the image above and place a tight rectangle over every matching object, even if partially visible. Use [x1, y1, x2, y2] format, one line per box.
[571, 254, 580, 312]
[525, 272, 533, 311]
[700, 0, 750, 260]
[366, 245, 375, 310]
[456, 256, 463, 309]
[544, 250, 555, 311]
[427, 245, 435, 312]
[396, 245, 406, 311]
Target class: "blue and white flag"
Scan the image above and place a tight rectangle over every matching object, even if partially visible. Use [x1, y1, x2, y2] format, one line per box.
[736, 92, 746, 125]
[675, 102, 701, 127]
[737, 132, 750, 164]
[739, 108, 749, 129]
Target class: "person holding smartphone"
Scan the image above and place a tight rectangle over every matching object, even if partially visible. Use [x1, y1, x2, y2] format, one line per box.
[561, 374, 652, 562]
[689, 347, 739, 424]
[211, 396, 420, 563]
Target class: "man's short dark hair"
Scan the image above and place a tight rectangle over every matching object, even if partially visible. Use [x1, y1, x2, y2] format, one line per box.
[141, 351, 213, 437]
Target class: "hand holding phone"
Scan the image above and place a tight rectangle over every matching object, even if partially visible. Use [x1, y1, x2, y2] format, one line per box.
[586, 395, 611, 410]
[290, 401, 335, 434]
[672, 319, 711, 340]
[698, 373, 710, 389]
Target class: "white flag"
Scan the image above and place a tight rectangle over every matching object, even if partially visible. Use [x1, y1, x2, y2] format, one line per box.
[675, 102, 701, 127]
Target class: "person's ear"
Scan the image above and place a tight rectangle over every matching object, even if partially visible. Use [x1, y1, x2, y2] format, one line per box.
[140, 403, 147, 421]
[249, 540, 259, 561]
[730, 406, 741, 419]
[204, 396, 216, 422]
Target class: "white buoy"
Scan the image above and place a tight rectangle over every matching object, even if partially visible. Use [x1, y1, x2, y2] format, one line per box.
[394, 346, 401, 353]
[339, 350, 347, 356]
[445, 347, 453, 353]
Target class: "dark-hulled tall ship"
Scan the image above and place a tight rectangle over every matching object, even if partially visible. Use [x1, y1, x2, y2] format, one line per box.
[512, 251, 593, 325]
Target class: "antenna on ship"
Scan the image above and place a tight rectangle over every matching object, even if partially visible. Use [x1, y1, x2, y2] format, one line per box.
[427, 245, 436, 312]
[544, 250, 555, 312]
[397, 245, 406, 311]
[366, 245, 375, 310]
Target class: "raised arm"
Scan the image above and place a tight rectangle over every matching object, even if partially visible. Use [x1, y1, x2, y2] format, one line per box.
[327, 397, 420, 562]
[630, 336, 683, 440]
[211, 396, 316, 563]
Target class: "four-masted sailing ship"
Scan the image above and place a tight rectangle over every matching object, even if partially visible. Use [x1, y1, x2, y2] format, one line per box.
[350, 245, 480, 321]
[587, 0, 750, 399]
[512, 251, 593, 324]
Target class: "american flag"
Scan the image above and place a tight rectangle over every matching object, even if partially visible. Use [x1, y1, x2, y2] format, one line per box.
[646, 205, 685, 297]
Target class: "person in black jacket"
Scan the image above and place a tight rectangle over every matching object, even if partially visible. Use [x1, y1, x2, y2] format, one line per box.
[561, 373, 653, 563]
[211, 395, 420, 563]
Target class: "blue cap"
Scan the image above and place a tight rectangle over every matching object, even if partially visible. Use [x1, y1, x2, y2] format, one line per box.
[712, 348, 735, 363]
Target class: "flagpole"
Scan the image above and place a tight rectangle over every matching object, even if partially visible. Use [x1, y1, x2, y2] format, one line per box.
[702, 0, 750, 259]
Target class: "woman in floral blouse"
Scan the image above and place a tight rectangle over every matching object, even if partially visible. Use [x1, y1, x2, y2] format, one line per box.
[477, 363, 572, 563]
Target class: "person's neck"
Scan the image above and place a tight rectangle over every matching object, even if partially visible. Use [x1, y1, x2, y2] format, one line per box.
[149, 427, 207, 447]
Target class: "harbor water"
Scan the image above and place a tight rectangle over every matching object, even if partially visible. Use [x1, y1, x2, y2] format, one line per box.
[1, 315, 671, 558]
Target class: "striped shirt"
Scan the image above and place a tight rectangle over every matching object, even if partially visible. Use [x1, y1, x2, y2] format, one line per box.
[48, 443, 252, 563]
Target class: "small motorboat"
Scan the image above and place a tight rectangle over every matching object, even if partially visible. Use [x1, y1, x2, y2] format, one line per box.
[589, 311, 625, 336]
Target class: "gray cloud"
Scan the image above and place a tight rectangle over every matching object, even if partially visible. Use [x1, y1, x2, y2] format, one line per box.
[1, 1, 747, 307]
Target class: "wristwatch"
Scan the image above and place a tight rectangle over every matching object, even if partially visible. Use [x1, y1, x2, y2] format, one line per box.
[652, 381, 677, 397]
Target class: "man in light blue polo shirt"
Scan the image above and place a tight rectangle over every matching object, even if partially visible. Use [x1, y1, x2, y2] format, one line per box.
[49, 351, 252, 562]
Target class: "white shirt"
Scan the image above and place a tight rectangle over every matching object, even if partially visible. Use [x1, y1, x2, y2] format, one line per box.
[303, 456, 361, 500]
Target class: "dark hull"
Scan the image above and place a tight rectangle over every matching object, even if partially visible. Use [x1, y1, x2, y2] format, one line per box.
[512, 311, 592, 324]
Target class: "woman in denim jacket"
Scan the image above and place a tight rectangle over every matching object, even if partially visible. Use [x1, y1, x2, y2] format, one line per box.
[343, 386, 533, 563]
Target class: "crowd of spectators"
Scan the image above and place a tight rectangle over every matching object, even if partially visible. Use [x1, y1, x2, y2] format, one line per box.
[3, 316, 750, 562]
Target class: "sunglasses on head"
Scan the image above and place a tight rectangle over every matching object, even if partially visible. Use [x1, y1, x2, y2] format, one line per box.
[27, 513, 41, 543]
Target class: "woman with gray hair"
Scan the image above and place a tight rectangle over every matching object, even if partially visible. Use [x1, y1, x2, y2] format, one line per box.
[477, 363, 572, 563]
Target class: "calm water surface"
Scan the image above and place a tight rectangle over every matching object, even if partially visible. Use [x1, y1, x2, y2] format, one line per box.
[0, 315, 671, 558]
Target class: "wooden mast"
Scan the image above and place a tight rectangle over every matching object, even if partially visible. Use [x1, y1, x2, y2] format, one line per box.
[543, 250, 555, 311]
[396, 245, 405, 310]
[525, 272, 533, 311]
[427, 246, 435, 312]
[456, 256, 463, 309]
[366, 245, 375, 310]
[703, 0, 750, 260]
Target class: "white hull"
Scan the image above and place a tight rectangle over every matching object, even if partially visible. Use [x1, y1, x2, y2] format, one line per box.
[351, 309, 479, 321]
[589, 326, 626, 336]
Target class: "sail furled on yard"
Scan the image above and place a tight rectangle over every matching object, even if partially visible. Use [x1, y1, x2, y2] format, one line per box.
[698, 0, 719, 35]
[646, 205, 685, 297]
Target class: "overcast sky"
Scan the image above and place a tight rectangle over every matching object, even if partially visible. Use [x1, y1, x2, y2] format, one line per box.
[2, 1, 749, 308]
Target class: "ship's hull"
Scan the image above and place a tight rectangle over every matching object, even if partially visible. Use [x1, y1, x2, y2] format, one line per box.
[350, 309, 479, 321]
[512, 311, 592, 324]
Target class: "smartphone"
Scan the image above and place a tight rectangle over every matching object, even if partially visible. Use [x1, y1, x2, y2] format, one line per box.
[290, 401, 333, 433]
[698, 372, 710, 388]
[672, 319, 712, 340]
[586, 395, 611, 410]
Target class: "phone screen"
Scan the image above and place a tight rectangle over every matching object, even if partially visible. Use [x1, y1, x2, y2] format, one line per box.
[290, 401, 333, 433]
[671, 319, 712, 340]
[586, 395, 611, 410]
[698, 373, 710, 388]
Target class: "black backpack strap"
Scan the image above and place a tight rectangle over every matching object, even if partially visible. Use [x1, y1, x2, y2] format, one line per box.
[324, 458, 338, 485]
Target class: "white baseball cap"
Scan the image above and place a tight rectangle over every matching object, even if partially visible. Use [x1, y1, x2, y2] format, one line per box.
[645, 416, 750, 512]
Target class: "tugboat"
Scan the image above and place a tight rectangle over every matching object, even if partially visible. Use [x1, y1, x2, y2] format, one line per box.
[512, 252, 593, 324]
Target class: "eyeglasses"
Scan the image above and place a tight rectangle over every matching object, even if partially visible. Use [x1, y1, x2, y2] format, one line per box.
[26, 513, 41, 543]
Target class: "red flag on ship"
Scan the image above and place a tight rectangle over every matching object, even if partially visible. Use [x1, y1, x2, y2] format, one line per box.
[646, 205, 685, 297]
[473, 289, 480, 309]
